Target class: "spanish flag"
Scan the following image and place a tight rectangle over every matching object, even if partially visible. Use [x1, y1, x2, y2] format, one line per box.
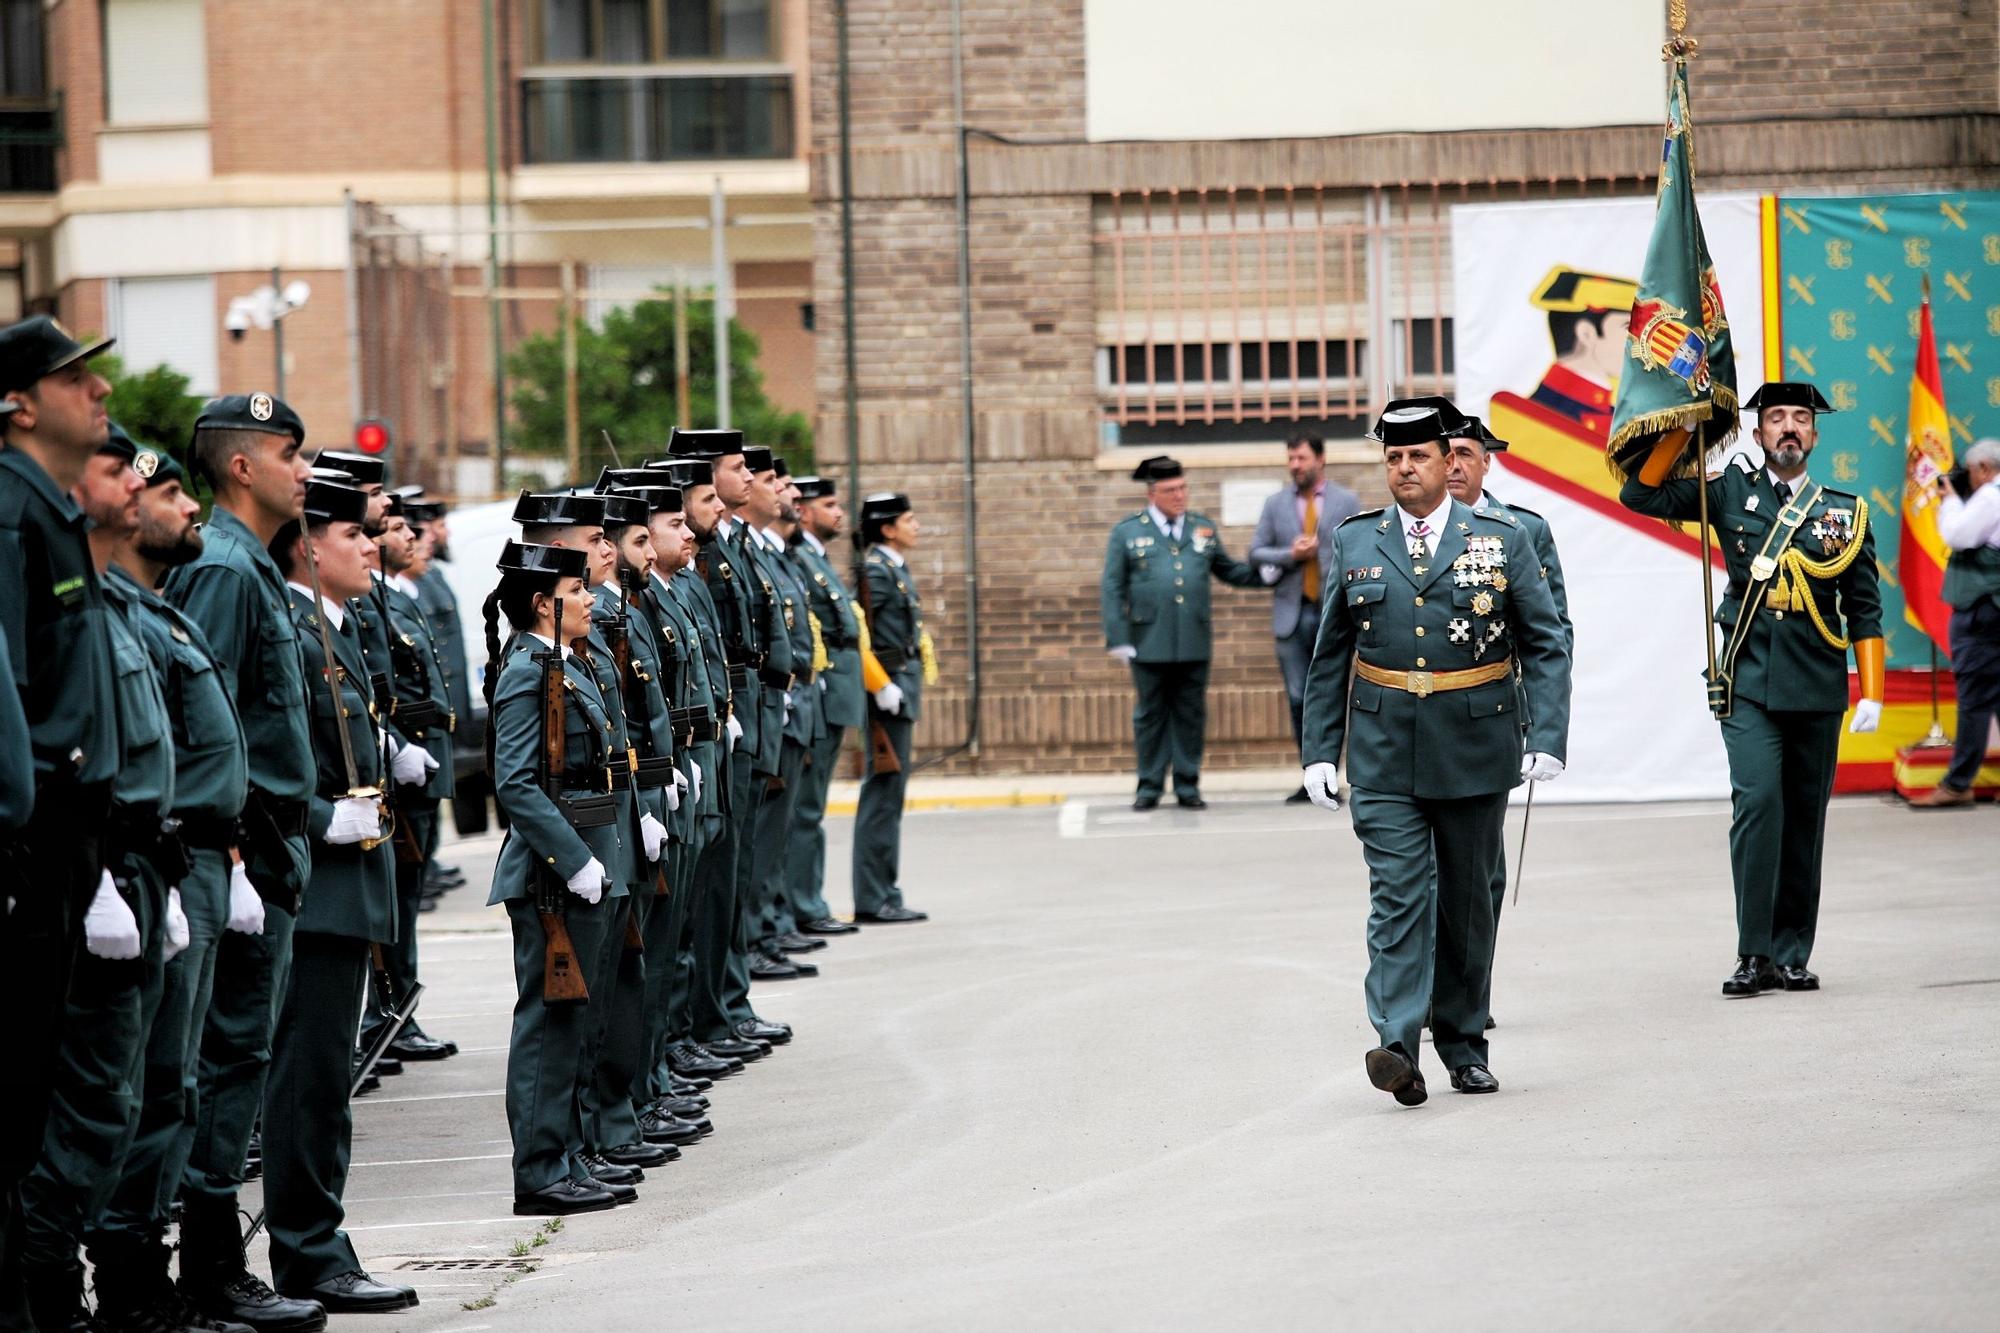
[1899, 284, 1953, 653]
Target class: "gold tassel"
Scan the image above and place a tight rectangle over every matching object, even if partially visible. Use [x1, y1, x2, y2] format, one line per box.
[1769, 568, 1790, 612]
[918, 630, 939, 686]
[808, 611, 829, 674]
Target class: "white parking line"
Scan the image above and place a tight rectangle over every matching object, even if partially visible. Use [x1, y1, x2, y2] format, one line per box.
[355, 1089, 505, 1106]
[346, 1217, 524, 1233]
[351, 1152, 512, 1169]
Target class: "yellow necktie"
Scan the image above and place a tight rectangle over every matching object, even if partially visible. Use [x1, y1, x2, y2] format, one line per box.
[1301, 493, 1320, 603]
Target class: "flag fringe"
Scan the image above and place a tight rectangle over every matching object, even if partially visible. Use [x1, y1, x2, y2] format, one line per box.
[1603, 384, 1740, 485]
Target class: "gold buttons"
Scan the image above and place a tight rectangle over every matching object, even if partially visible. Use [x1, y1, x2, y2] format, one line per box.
[1175, 578, 1184, 587]
[1416, 657, 1427, 667]
[1413, 596, 1424, 606]
[1362, 620, 1371, 630]
[1414, 627, 1425, 637]
[1174, 595, 1185, 604]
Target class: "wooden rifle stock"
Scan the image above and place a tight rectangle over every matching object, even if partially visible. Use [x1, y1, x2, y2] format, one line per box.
[536, 598, 590, 1004]
[857, 555, 902, 776]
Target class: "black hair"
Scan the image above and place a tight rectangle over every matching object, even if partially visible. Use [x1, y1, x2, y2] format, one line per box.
[858, 514, 898, 549]
[481, 568, 561, 777]
[266, 517, 329, 580]
[1548, 309, 1614, 359]
[192, 427, 265, 491]
[1285, 432, 1325, 459]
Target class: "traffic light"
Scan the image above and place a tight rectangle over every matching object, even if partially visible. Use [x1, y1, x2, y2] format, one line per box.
[354, 419, 391, 456]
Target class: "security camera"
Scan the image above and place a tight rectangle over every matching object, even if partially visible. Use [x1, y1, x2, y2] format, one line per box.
[225, 303, 251, 341]
[282, 280, 312, 310]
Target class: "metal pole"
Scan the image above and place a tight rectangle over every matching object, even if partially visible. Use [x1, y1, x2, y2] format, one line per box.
[711, 177, 731, 430]
[835, 0, 861, 498]
[481, 0, 507, 491]
[342, 192, 363, 429]
[271, 266, 285, 400]
[673, 269, 692, 431]
[949, 0, 981, 760]
[561, 260, 580, 482]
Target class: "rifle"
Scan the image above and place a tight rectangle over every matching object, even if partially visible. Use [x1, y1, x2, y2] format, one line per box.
[534, 598, 591, 1004]
[856, 555, 902, 777]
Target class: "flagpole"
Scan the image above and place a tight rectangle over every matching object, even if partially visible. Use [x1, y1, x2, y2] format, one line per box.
[1922, 642, 1950, 747]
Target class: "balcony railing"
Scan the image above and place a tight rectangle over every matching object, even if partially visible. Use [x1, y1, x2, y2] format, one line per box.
[522, 73, 792, 165]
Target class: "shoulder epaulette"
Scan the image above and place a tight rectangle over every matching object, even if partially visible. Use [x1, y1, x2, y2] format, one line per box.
[1339, 507, 1386, 528]
[1470, 506, 1520, 528]
[1497, 501, 1546, 523]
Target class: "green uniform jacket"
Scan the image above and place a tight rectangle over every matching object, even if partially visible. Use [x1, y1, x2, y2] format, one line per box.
[576, 624, 644, 890]
[738, 529, 796, 775]
[792, 536, 865, 731]
[698, 525, 762, 762]
[287, 590, 395, 943]
[657, 570, 725, 823]
[114, 567, 248, 825]
[1621, 461, 1882, 714]
[0, 621, 32, 829]
[1301, 500, 1572, 799]
[637, 572, 708, 838]
[0, 447, 121, 791]
[1100, 510, 1263, 663]
[1476, 491, 1573, 654]
[486, 636, 633, 904]
[591, 582, 670, 832]
[762, 538, 823, 748]
[416, 565, 474, 734]
[859, 546, 926, 721]
[101, 570, 175, 812]
[384, 578, 456, 801]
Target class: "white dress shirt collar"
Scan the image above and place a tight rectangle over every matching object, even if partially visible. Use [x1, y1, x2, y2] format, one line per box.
[874, 543, 905, 567]
[1396, 496, 1452, 545]
[286, 582, 346, 630]
[1147, 504, 1183, 540]
[800, 529, 827, 557]
[524, 632, 573, 660]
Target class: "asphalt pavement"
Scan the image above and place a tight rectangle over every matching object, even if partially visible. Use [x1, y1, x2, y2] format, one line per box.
[253, 790, 2000, 1331]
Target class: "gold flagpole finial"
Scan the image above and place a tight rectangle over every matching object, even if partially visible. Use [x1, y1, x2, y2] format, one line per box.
[1665, 0, 1699, 60]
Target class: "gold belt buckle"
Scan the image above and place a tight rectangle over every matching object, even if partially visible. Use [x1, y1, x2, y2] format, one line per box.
[1407, 670, 1435, 698]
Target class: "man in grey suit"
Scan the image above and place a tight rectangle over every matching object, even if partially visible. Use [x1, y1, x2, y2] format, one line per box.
[1251, 433, 1360, 800]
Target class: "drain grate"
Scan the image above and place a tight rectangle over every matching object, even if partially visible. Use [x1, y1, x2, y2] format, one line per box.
[396, 1258, 539, 1273]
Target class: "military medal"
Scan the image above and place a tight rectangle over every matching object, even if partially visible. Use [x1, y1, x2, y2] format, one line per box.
[1448, 618, 1472, 643]
[1491, 573, 1508, 591]
[1471, 591, 1494, 616]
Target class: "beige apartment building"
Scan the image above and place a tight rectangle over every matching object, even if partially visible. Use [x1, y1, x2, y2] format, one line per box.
[809, 0, 2000, 774]
[1, 0, 815, 490]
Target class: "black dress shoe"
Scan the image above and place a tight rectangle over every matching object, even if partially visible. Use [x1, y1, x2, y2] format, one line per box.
[387, 1026, 456, 1061]
[667, 1042, 738, 1078]
[1284, 785, 1312, 805]
[757, 945, 817, 978]
[601, 1140, 673, 1168]
[371, 1056, 403, 1077]
[801, 917, 859, 935]
[1176, 794, 1208, 810]
[736, 1017, 792, 1045]
[1485, 1016, 1497, 1030]
[660, 1090, 710, 1115]
[1778, 964, 1820, 991]
[776, 931, 827, 953]
[1449, 1064, 1500, 1094]
[286, 1271, 417, 1314]
[241, 1132, 263, 1183]
[352, 1071, 381, 1097]
[748, 953, 800, 980]
[585, 1176, 638, 1205]
[854, 904, 928, 924]
[513, 1178, 618, 1217]
[667, 1070, 711, 1096]
[429, 863, 466, 888]
[704, 1036, 766, 1062]
[1722, 954, 1780, 997]
[1132, 795, 1160, 811]
[182, 1271, 324, 1332]
[640, 1110, 707, 1145]
[1364, 1046, 1428, 1107]
[580, 1152, 641, 1185]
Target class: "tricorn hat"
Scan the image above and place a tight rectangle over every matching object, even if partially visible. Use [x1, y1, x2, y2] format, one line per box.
[303, 479, 369, 525]
[1129, 455, 1184, 483]
[859, 492, 912, 525]
[666, 427, 745, 460]
[1743, 382, 1835, 414]
[1367, 396, 1470, 446]
[313, 451, 388, 487]
[619, 485, 684, 515]
[599, 492, 649, 529]
[1456, 414, 1509, 453]
[792, 474, 835, 501]
[496, 540, 587, 578]
[512, 489, 607, 527]
[743, 445, 774, 472]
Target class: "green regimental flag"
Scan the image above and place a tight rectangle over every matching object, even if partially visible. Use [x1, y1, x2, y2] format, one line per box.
[1607, 55, 1739, 478]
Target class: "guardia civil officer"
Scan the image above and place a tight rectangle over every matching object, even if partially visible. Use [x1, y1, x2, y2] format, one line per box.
[1621, 382, 1883, 995]
[409, 499, 475, 894]
[90, 443, 260, 1331]
[167, 394, 325, 1332]
[484, 541, 629, 1216]
[852, 492, 932, 923]
[1912, 437, 2000, 807]
[18, 426, 190, 1333]
[1300, 399, 1571, 1106]
[0, 317, 122, 1330]
[785, 476, 866, 938]
[1101, 456, 1265, 810]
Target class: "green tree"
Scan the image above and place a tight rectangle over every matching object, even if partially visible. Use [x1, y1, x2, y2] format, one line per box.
[505, 294, 811, 480]
[98, 354, 203, 454]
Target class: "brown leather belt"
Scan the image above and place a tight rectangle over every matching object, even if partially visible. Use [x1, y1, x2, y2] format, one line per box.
[1354, 656, 1513, 699]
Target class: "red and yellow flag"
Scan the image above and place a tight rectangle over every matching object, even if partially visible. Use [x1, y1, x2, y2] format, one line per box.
[1900, 285, 1953, 652]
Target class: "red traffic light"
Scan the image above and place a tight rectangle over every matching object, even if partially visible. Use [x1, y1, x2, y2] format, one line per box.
[354, 420, 391, 455]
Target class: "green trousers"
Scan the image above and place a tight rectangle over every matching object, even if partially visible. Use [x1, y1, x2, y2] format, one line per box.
[19, 856, 165, 1271]
[643, 824, 700, 1103]
[753, 736, 811, 945]
[852, 712, 913, 915]
[183, 851, 297, 1210]
[365, 802, 436, 1039]
[1719, 702, 1842, 966]
[503, 895, 611, 1195]
[263, 930, 369, 1293]
[663, 813, 717, 1054]
[582, 897, 648, 1154]
[1350, 786, 1508, 1073]
[1128, 660, 1209, 800]
[694, 755, 756, 1042]
[91, 852, 229, 1252]
[786, 724, 845, 925]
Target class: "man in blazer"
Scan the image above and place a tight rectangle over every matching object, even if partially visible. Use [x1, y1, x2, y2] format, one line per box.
[1251, 433, 1361, 796]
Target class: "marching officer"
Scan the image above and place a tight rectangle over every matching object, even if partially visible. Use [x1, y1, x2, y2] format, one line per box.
[1301, 399, 1572, 1106]
[0, 317, 122, 1331]
[89, 442, 258, 1329]
[167, 393, 326, 1332]
[852, 492, 932, 924]
[786, 476, 866, 938]
[1101, 456, 1265, 810]
[1622, 382, 1884, 996]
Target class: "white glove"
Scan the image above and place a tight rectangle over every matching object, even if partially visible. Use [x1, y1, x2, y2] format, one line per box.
[640, 812, 668, 862]
[84, 871, 143, 960]
[1303, 762, 1341, 812]
[1521, 752, 1565, 782]
[1848, 698, 1882, 734]
[163, 888, 191, 962]
[662, 771, 683, 814]
[227, 861, 266, 936]
[1258, 563, 1283, 586]
[1107, 645, 1138, 664]
[873, 682, 905, 715]
[783, 690, 795, 719]
[391, 739, 439, 787]
[566, 856, 607, 905]
[726, 713, 744, 745]
[325, 796, 384, 846]
[687, 760, 703, 807]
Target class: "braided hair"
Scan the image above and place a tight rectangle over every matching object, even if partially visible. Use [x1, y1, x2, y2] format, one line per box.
[481, 570, 558, 777]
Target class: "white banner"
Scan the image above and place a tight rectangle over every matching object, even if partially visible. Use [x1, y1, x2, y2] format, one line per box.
[1451, 195, 1766, 802]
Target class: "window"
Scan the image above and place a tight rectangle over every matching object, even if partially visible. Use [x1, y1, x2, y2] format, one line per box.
[111, 276, 218, 396]
[0, 0, 44, 100]
[522, 74, 792, 163]
[103, 0, 208, 126]
[0, 0, 52, 192]
[534, 0, 773, 64]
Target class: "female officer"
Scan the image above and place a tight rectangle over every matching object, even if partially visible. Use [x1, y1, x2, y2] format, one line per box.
[850, 493, 932, 925]
[483, 540, 635, 1217]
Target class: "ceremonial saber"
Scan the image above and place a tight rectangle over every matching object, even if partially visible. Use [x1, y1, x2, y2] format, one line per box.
[1511, 781, 1535, 907]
